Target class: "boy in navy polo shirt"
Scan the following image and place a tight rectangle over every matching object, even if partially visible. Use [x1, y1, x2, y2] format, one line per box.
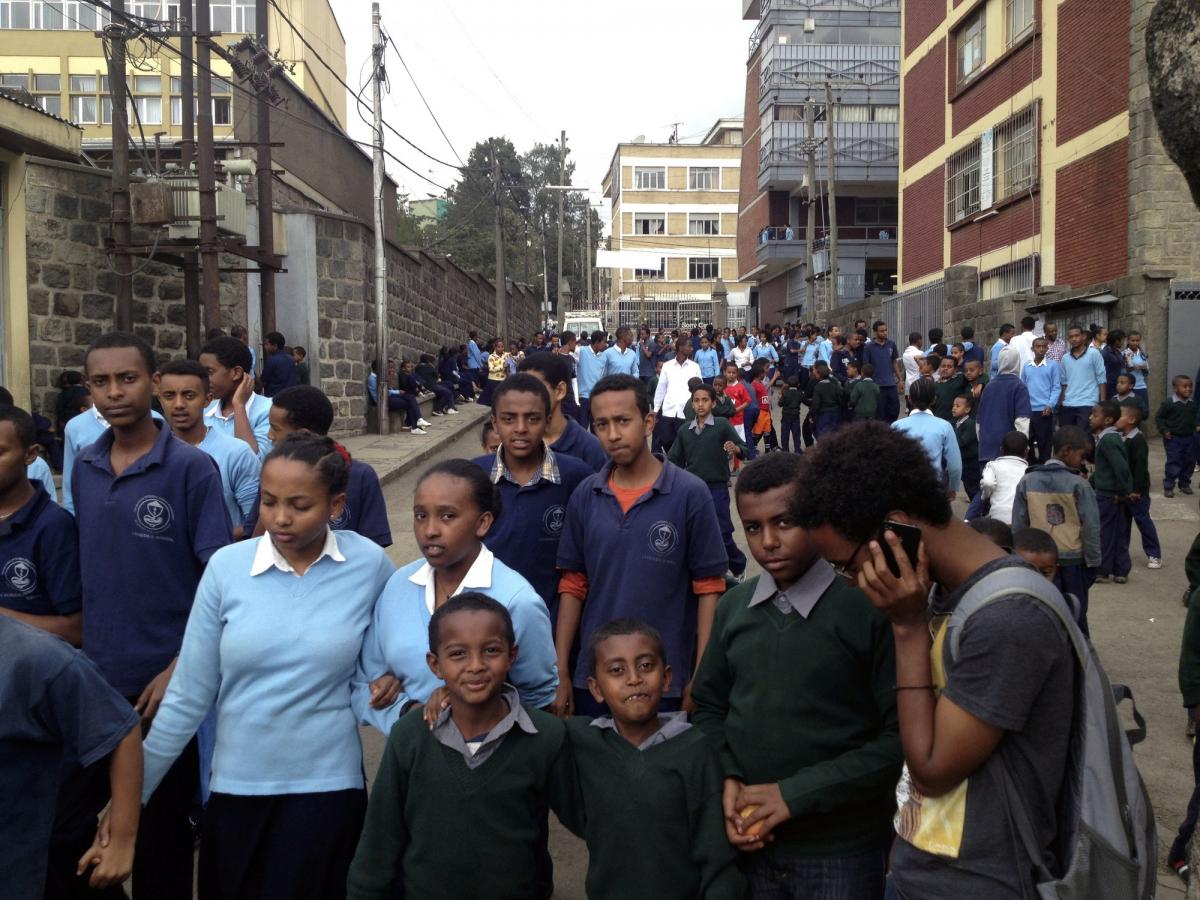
[863, 320, 902, 423]
[74, 332, 231, 900]
[0, 405, 82, 644]
[261, 384, 392, 547]
[519, 351, 607, 471]
[199, 334, 271, 458]
[554, 374, 728, 718]
[473, 373, 592, 623]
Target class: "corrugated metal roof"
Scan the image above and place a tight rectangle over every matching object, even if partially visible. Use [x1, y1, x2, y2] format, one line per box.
[0, 88, 83, 130]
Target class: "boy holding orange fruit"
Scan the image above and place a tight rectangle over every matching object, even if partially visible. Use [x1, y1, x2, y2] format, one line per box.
[691, 453, 903, 898]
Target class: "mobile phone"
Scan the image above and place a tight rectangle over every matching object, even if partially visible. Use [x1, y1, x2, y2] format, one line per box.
[876, 521, 922, 578]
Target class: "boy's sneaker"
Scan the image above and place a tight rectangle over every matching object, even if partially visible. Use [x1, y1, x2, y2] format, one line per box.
[1148, 557, 1162, 569]
[1170, 859, 1190, 884]
[410, 427, 428, 435]
[431, 410, 445, 416]
[417, 418, 433, 428]
[446, 408, 460, 414]
[1093, 575, 1112, 584]
[1113, 575, 1128, 584]
[1165, 488, 1176, 498]
[1182, 485, 1195, 495]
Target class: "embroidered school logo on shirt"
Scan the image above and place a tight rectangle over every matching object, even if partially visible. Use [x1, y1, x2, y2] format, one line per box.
[2, 558, 36, 593]
[542, 504, 566, 536]
[330, 503, 351, 529]
[648, 521, 679, 555]
[135, 495, 174, 534]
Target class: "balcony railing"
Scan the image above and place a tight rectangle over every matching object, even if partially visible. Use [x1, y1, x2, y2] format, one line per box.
[759, 226, 897, 244]
[749, 0, 900, 56]
[760, 120, 898, 168]
[761, 44, 900, 95]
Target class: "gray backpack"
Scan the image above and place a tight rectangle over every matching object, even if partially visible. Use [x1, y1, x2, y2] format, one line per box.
[947, 566, 1156, 900]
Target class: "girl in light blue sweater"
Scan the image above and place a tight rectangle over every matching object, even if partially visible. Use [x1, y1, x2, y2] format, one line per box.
[352, 459, 558, 734]
[140, 433, 395, 899]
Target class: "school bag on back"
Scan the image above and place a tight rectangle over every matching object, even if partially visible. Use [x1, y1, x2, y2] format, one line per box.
[946, 566, 1156, 900]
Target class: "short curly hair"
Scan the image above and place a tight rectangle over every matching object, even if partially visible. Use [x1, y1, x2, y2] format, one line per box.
[791, 420, 952, 542]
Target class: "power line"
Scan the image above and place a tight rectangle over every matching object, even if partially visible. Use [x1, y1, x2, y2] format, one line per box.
[382, 29, 463, 168]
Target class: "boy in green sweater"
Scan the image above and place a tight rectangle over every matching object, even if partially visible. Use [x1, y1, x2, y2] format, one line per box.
[953, 394, 981, 501]
[806, 361, 844, 439]
[933, 356, 966, 421]
[1155, 374, 1198, 497]
[1117, 404, 1162, 571]
[564, 619, 743, 899]
[347, 593, 574, 900]
[669, 383, 748, 578]
[683, 376, 735, 423]
[780, 375, 803, 452]
[963, 358, 989, 411]
[692, 453, 901, 899]
[847, 361, 879, 421]
[1089, 400, 1133, 584]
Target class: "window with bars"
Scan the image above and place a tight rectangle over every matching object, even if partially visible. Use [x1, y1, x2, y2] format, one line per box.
[688, 213, 720, 235]
[956, 8, 985, 83]
[994, 102, 1038, 201]
[633, 259, 664, 280]
[945, 143, 980, 225]
[688, 167, 718, 190]
[1005, 0, 1035, 47]
[632, 213, 665, 235]
[633, 167, 665, 190]
[689, 257, 719, 280]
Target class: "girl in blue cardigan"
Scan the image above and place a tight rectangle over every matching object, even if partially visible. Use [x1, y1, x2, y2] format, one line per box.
[353, 459, 558, 734]
[140, 433, 396, 900]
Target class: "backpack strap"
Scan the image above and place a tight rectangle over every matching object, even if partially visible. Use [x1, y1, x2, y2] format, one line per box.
[947, 565, 1087, 667]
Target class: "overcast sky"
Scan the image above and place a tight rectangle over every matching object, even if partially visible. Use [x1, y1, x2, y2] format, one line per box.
[329, 0, 753, 203]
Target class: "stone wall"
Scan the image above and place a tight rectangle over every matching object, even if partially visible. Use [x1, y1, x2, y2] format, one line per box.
[310, 211, 541, 434]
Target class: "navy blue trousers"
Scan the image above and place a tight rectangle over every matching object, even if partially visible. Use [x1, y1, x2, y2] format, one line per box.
[876, 386, 900, 423]
[1055, 562, 1093, 636]
[743, 842, 887, 900]
[1124, 494, 1162, 559]
[1028, 411, 1055, 464]
[780, 417, 803, 453]
[961, 459, 983, 501]
[709, 483, 746, 576]
[1164, 435, 1196, 490]
[1096, 494, 1128, 579]
[813, 410, 841, 440]
[1059, 405, 1093, 434]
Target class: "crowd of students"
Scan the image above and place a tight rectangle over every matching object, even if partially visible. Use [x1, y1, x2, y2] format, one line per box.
[0, 312, 1185, 900]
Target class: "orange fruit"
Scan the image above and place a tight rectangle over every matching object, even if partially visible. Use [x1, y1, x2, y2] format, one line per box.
[739, 805, 765, 836]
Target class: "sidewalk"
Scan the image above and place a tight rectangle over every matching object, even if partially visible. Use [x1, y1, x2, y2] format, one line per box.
[342, 402, 490, 486]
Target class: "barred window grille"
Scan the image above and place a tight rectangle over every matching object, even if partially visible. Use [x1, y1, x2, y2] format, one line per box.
[980, 255, 1039, 299]
[994, 102, 1038, 201]
[945, 143, 981, 225]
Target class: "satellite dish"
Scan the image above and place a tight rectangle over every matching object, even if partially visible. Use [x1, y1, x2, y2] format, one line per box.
[631, 135, 646, 143]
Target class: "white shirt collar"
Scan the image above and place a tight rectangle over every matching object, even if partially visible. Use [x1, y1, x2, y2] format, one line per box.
[90, 406, 109, 426]
[205, 392, 266, 422]
[910, 408, 934, 416]
[250, 528, 345, 576]
[408, 545, 496, 614]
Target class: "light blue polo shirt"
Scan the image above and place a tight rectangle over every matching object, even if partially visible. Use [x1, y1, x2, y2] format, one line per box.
[801, 340, 821, 368]
[203, 392, 272, 459]
[1127, 350, 1149, 390]
[753, 344, 779, 364]
[601, 345, 640, 379]
[1060, 346, 1106, 408]
[27, 456, 57, 504]
[1021, 359, 1063, 412]
[576, 346, 607, 399]
[818, 338, 834, 364]
[199, 427, 262, 529]
[989, 339, 1008, 377]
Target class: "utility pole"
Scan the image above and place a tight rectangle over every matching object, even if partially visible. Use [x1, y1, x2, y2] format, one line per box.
[585, 198, 592, 306]
[370, 3, 388, 434]
[178, 1, 201, 355]
[491, 140, 508, 344]
[825, 81, 839, 311]
[805, 97, 816, 314]
[105, 0, 132, 331]
[255, 0, 276, 334]
[557, 129, 566, 312]
[195, 0, 221, 331]
[540, 211, 550, 324]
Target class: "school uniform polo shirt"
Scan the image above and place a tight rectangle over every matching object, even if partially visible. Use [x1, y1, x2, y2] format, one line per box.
[800, 340, 821, 368]
[0, 483, 81, 617]
[862, 339, 900, 387]
[1020, 359, 1063, 412]
[602, 345, 640, 379]
[198, 426, 262, 530]
[473, 448, 592, 617]
[989, 339, 1009, 377]
[62, 406, 164, 515]
[331, 460, 392, 547]
[576, 347, 607, 399]
[550, 417, 607, 471]
[203, 392, 273, 459]
[556, 458, 728, 697]
[73, 421, 232, 696]
[1060, 346, 1106, 408]
[696, 347, 721, 379]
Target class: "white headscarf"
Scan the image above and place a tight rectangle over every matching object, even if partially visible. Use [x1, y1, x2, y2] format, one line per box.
[996, 346, 1022, 378]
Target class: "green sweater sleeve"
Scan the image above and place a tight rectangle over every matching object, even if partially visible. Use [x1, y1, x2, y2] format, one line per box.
[346, 725, 411, 900]
[541, 713, 582, 836]
[667, 429, 687, 467]
[1181, 588, 1200, 708]
[775, 613, 903, 820]
[690, 588, 744, 779]
[691, 742, 747, 900]
[1156, 400, 1173, 434]
[1093, 435, 1132, 495]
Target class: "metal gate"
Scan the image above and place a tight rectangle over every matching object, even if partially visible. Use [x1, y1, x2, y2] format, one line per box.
[1168, 281, 1200, 387]
[882, 280, 945, 341]
[616, 294, 716, 331]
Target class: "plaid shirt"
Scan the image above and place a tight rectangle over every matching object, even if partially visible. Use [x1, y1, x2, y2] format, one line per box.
[1044, 338, 1068, 362]
[489, 446, 562, 488]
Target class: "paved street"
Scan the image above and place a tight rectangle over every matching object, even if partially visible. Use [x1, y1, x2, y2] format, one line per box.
[364, 419, 1200, 898]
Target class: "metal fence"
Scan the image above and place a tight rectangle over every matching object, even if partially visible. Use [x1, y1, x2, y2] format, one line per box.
[615, 296, 717, 332]
[882, 280, 945, 341]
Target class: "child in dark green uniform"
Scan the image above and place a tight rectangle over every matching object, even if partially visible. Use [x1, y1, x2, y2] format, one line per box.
[780, 376, 803, 452]
[806, 361, 844, 438]
[953, 394, 982, 501]
[848, 362, 880, 421]
[1117, 404, 1162, 570]
[692, 453, 901, 899]
[1089, 400, 1133, 584]
[564, 619, 743, 900]
[933, 356, 966, 420]
[347, 594, 574, 900]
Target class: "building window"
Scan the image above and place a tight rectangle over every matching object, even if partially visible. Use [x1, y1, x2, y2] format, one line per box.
[689, 257, 719, 280]
[688, 167, 718, 190]
[632, 213, 665, 235]
[994, 102, 1038, 201]
[210, 0, 253, 31]
[945, 142, 981, 225]
[633, 167, 665, 190]
[1005, 0, 1035, 47]
[0, 0, 35, 27]
[33, 72, 60, 115]
[0, 72, 29, 90]
[854, 198, 898, 226]
[171, 76, 233, 125]
[688, 213, 720, 235]
[956, 7, 985, 83]
[633, 259, 664, 280]
[72, 93, 97, 124]
[774, 104, 805, 122]
[134, 95, 162, 125]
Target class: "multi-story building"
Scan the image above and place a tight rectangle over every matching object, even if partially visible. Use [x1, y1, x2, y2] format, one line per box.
[737, 0, 900, 325]
[601, 118, 748, 329]
[0, 0, 347, 162]
[895, 0, 1200, 416]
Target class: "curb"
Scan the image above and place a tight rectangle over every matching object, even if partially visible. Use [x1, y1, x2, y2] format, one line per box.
[369, 404, 490, 488]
